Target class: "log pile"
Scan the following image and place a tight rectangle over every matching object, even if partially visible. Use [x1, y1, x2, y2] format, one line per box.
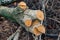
[24, 0, 60, 39]
[0, 0, 60, 40]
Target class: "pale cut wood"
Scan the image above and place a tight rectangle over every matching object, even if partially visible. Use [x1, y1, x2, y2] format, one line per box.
[36, 10, 44, 21]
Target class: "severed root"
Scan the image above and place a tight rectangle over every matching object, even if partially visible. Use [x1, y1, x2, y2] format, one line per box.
[18, 1, 28, 10]
[32, 25, 45, 36]
[23, 15, 32, 27]
[31, 20, 45, 36]
[24, 19, 32, 27]
[36, 25, 45, 34]
[36, 10, 44, 21]
[33, 27, 42, 36]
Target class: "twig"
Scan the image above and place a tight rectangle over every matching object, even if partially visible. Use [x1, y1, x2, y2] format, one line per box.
[48, 17, 60, 23]
[7, 27, 22, 40]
